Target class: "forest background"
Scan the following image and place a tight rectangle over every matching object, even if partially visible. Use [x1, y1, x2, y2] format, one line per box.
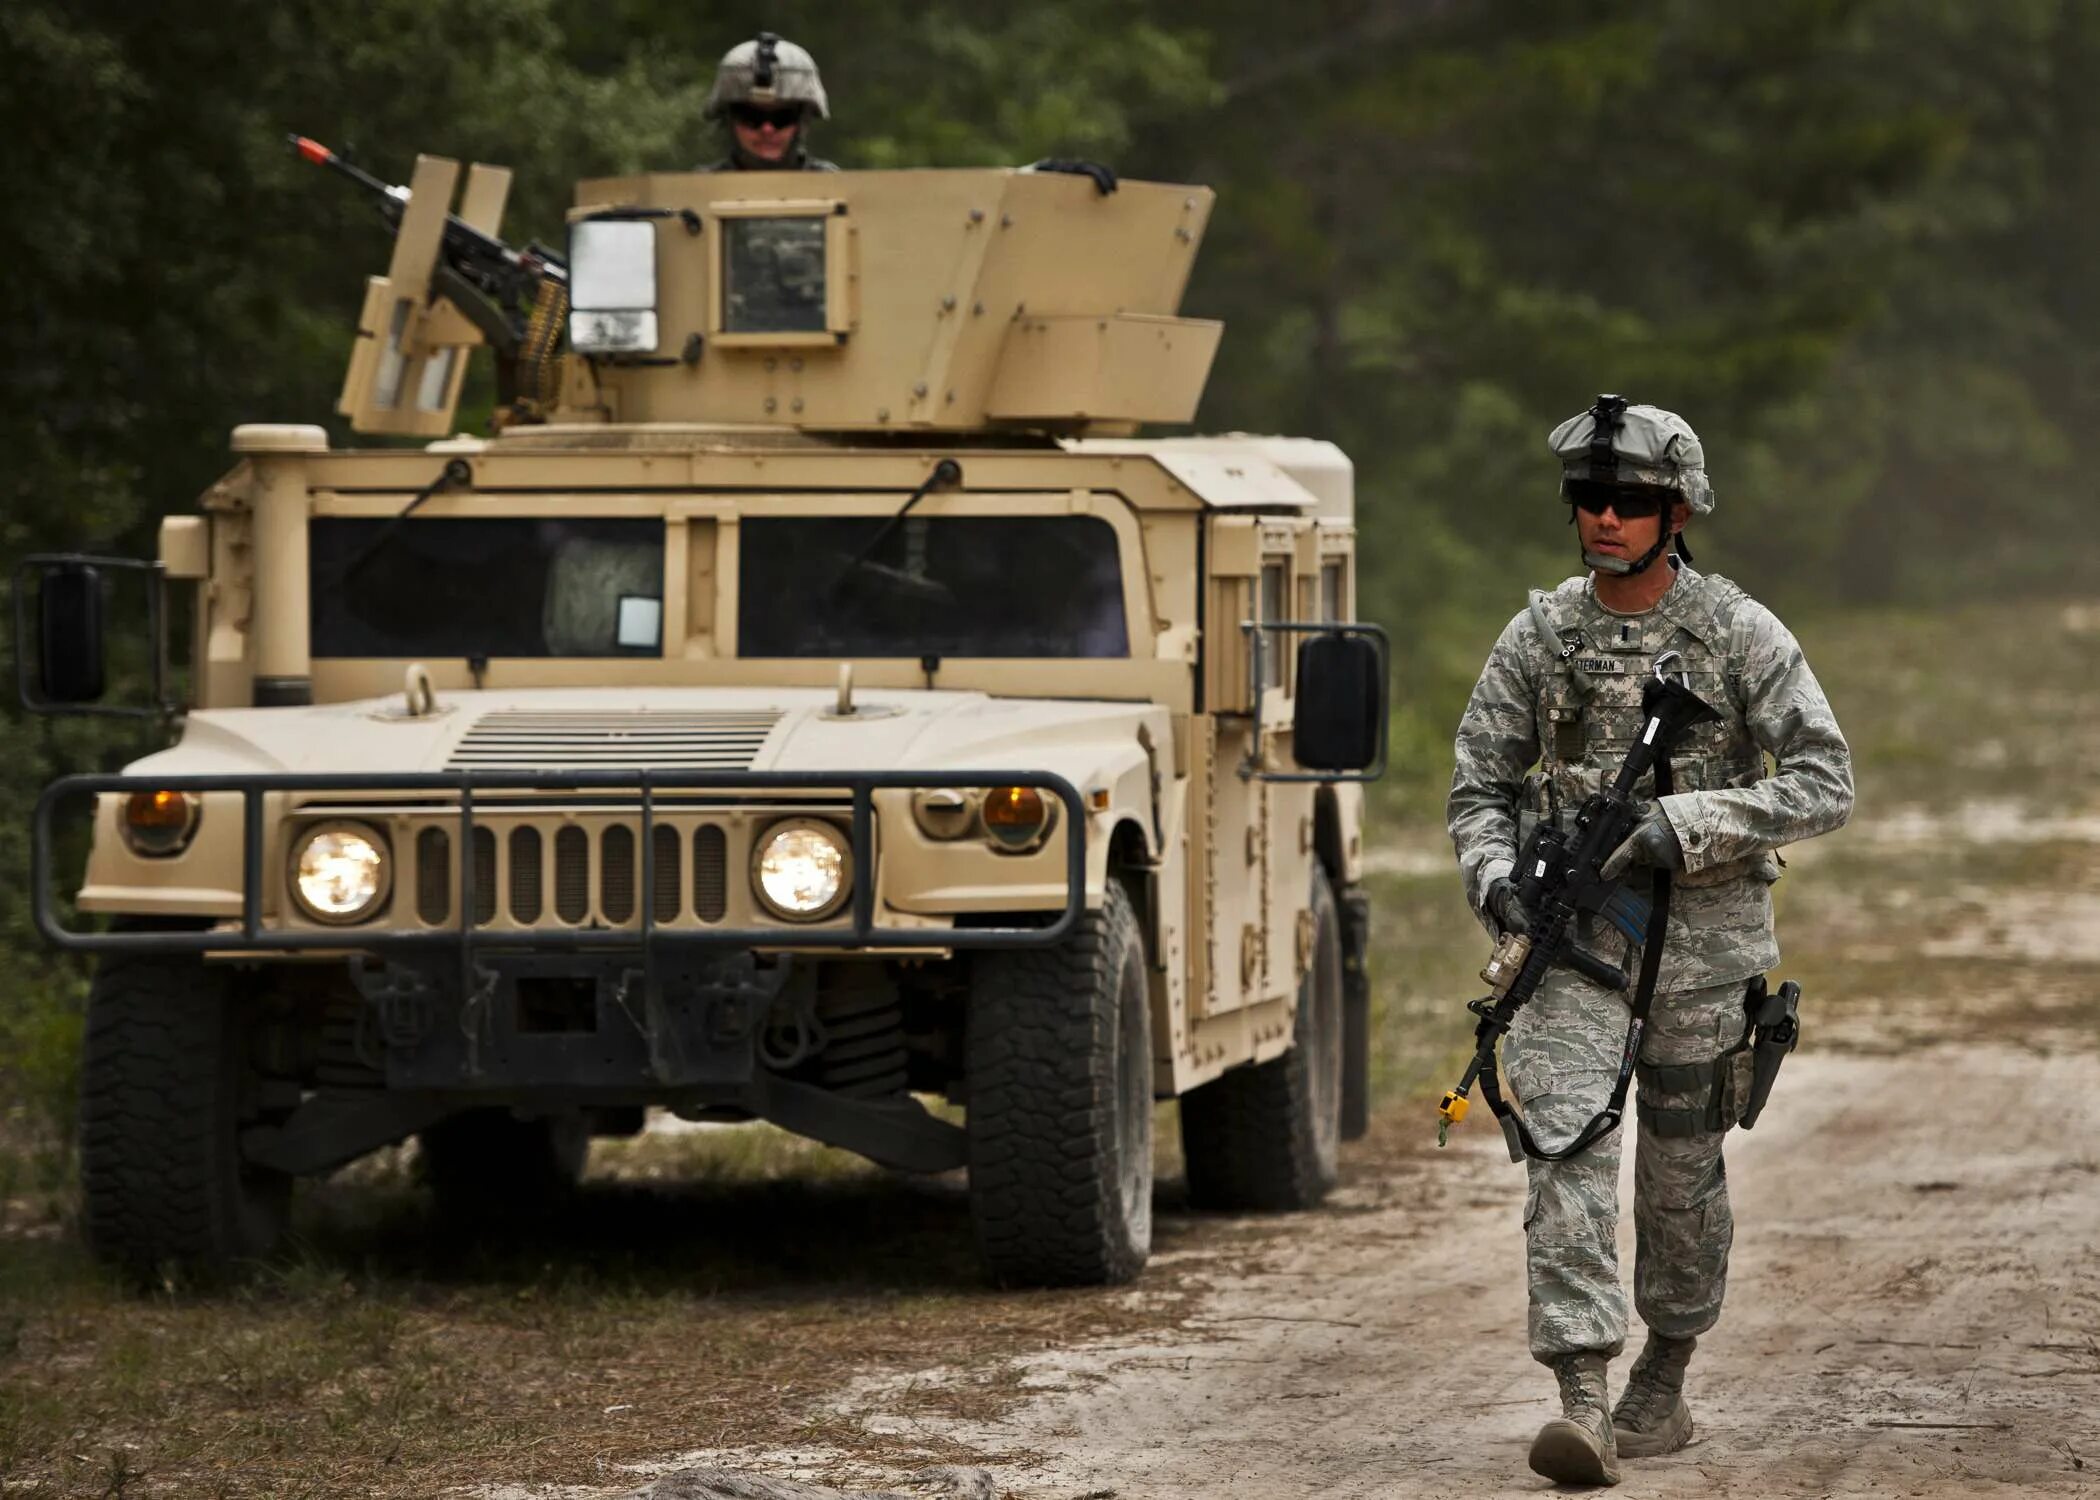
[3, 0, 2096, 1176]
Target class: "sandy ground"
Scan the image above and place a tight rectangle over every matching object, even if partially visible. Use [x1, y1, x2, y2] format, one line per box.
[557, 1040, 2100, 1500]
[904, 1044, 2100, 1497]
[782, 1045, 2096, 1498]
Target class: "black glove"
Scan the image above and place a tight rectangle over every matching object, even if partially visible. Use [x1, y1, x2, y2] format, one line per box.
[1485, 876, 1532, 938]
[1601, 806, 1685, 881]
[1028, 158, 1119, 195]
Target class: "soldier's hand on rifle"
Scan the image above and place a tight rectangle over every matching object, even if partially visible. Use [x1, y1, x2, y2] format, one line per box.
[1600, 805, 1685, 881]
[1485, 875, 1533, 938]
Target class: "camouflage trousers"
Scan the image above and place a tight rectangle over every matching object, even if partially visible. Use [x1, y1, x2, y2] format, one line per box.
[1506, 969, 1748, 1363]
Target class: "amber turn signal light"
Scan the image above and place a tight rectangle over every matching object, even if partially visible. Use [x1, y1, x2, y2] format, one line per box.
[983, 785, 1052, 851]
[120, 790, 200, 857]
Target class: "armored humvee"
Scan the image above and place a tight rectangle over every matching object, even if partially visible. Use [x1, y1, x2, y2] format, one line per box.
[23, 153, 1387, 1287]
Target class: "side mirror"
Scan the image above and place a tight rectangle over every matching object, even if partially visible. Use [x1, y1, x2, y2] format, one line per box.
[38, 563, 107, 704]
[15, 554, 169, 718]
[1293, 629, 1386, 775]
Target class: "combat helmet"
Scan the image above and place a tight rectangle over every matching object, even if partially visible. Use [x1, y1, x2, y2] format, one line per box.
[704, 31, 830, 121]
[1547, 395, 1712, 574]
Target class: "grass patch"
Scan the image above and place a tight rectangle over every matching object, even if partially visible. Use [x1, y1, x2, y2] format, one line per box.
[1787, 597, 2100, 810]
[1361, 869, 1483, 1112]
[0, 1135, 1206, 1498]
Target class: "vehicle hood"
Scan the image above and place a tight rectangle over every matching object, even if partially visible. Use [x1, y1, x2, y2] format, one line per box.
[125, 687, 1166, 788]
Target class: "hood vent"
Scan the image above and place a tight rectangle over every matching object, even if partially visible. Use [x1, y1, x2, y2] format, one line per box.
[446, 710, 781, 771]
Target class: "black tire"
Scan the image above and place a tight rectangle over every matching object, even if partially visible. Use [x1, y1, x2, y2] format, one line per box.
[80, 955, 292, 1283]
[417, 1108, 589, 1226]
[1338, 882, 1373, 1142]
[1181, 865, 1344, 1211]
[966, 880, 1153, 1286]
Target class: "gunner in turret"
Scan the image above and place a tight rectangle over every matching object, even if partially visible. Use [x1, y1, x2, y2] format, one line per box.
[698, 31, 839, 172]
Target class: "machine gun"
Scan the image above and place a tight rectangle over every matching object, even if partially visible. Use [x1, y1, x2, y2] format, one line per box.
[290, 134, 569, 420]
[1437, 666, 1719, 1162]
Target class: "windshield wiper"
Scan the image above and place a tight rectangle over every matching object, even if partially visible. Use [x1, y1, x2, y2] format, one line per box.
[330, 458, 474, 587]
[822, 458, 962, 601]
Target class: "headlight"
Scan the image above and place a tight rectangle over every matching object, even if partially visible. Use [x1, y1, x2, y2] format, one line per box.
[119, 790, 200, 857]
[983, 785, 1054, 852]
[289, 822, 391, 925]
[568, 219, 659, 354]
[752, 819, 851, 921]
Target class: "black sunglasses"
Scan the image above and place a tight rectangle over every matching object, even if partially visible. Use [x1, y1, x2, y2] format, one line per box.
[1567, 480, 1670, 519]
[730, 104, 804, 130]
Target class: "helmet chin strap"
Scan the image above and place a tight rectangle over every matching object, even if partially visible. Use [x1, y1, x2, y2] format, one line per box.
[1577, 523, 1691, 577]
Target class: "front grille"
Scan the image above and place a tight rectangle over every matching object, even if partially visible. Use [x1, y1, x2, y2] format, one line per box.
[653, 825, 681, 923]
[416, 828, 450, 924]
[410, 816, 736, 930]
[471, 827, 498, 925]
[694, 825, 727, 921]
[509, 827, 542, 923]
[601, 825, 636, 924]
[446, 710, 781, 771]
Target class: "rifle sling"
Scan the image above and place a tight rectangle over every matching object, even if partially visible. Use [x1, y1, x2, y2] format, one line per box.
[1476, 757, 1676, 1164]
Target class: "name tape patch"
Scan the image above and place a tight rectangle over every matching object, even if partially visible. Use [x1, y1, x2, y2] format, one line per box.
[1574, 656, 1630, 675]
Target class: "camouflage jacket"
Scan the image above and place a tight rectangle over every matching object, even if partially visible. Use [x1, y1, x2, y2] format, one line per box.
[1446, 566, 1853, 990]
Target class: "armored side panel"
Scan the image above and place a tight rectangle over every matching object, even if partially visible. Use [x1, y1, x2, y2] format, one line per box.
[558, 169, 1219, 433]
[338, 155, 512, 437]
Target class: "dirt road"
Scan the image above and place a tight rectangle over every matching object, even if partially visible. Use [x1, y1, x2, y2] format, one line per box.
[572, 1040, 2099, 1500]
[873, 1045, 2100, 1497]
[517, 763, 2100, 1500]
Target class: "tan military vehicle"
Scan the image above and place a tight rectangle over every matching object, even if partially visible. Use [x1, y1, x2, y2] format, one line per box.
[24, 151, 1387, 1287]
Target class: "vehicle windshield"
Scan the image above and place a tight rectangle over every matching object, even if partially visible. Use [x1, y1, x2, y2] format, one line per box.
[738, 514, 1129, 659]
[310, 517, 664, 658]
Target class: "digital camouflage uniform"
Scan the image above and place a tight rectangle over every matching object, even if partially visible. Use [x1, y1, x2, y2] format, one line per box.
[1447, 565, 1853, 1363]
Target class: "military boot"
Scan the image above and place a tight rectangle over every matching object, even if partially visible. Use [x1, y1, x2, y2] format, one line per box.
[1529, 1352, 1621, 1486]
[1612, 1332, 1696, 1457]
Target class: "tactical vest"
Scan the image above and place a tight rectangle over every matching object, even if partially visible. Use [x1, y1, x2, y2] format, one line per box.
[1518, 568, 1783, 991]
[1517, 569, 1764, 866]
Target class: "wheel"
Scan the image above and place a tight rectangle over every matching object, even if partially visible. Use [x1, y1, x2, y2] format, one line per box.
[80, 954, 292, 1282]
[1180, 865, 1344, 1211]
[417, 1108, 589, 1226]
[966, 879, 1153, 1286]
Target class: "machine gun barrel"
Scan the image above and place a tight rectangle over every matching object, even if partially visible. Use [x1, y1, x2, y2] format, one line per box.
[287, 135, 567, 290]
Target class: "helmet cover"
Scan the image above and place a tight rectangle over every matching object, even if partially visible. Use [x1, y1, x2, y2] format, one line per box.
[704, 32, 830, 120]
[1548, 399, 1713, 516]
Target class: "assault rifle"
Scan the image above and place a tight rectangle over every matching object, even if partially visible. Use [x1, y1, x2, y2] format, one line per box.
[1437, 666, 1719, 1162]
[289, 134, 569, 413]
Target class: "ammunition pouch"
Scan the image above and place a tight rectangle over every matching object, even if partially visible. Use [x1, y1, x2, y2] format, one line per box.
[1635, 1054, 1743, 1138]
[1635, 974, 1801, 1138]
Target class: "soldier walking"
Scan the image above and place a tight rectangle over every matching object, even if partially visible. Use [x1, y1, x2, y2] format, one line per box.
[1446, 398, 1853, 1485]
